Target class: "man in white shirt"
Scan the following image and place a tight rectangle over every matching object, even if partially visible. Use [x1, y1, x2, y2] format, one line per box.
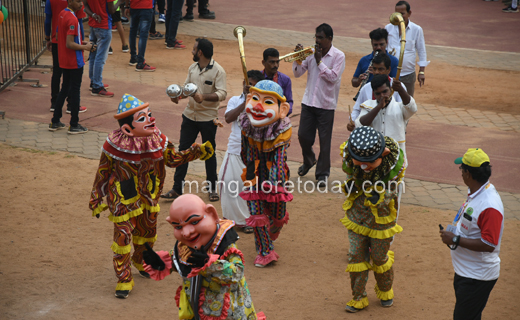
[348, 53, 407, 130]
[355, 74, 417, 166]
[440, 148, 504, 320]
[218, 70, 263, 234]
[385, 1, 429, 97]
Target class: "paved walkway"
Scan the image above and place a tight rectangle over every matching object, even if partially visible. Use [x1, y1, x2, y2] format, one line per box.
[1, 118, 518, 220]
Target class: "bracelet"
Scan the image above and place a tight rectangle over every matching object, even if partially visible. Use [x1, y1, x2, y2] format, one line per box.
[317, 60, 322, 66]
[418, 71, 425, 75]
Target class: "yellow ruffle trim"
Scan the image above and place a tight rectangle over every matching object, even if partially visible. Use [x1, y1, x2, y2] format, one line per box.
[340, 216, 403, 239]
[133, 234, 157, 245]
[115, 176, 140, 205]
[108, 206, 144, 223]
[115, 280, 134, 291]
[372, 251, 394, 274]
[347, 297, 369, 309]
[92, 204, 108, 217]
[374, 285, 394, 300]
[342, 190, 362, 211]
[133, 261, 144, 272]
[111, 242, 132, 254]
[346, 261, 372, 273]
[142, 202, 160, 213]
[339, 141, 347, 157]
[365, 195, 397, 225]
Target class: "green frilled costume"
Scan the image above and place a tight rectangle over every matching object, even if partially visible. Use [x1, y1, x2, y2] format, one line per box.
[339, 127, 406, 310]
[143, 219, 266, 320]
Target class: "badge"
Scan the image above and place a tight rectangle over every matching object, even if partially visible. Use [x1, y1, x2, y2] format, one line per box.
[466, 207, 473, 216]
[460, 212, 472, 236]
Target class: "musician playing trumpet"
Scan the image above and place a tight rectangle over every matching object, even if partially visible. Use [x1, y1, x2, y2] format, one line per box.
[351, 28, 399, 88]
[293, 23, 345, 186]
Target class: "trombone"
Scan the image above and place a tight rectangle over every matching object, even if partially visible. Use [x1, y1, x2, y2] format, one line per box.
[233, 26, 249, 86]
[279, 45, 316, 64]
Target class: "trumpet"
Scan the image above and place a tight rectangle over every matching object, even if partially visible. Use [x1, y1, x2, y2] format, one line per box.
[279, 45, 316, 64]
[389, 12, 406, 96]
[233, 26, 249, 86]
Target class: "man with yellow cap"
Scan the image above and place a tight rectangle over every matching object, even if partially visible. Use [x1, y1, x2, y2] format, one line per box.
[440, 148, 504, 320]
[89, 94, 214, 299]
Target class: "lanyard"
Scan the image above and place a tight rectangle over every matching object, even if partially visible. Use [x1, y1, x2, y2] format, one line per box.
[453, 201, 467, 225]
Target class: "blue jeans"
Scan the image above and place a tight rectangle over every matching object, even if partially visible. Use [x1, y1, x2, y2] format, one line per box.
[165, 0, 184, 46]
[88, 27, 112, 90]
[129, 8, 153, 65]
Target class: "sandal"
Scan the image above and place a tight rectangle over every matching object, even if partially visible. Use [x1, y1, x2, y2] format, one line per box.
[298, 160, 316, 177]
[243, 226, 254, 234]
[209, 191, 219, 202]
[160, 189, 180, 200]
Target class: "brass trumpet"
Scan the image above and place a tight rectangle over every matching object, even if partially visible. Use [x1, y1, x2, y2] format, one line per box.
[279, 45, 316, 64]
[233, 26, 249, 86]
[389, 12, 406, 86]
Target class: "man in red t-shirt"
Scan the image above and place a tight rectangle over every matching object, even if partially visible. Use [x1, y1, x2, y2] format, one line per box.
[44, 0, 87, 113]
[49, 0, 94, 134]
[83, 0, 115, 97]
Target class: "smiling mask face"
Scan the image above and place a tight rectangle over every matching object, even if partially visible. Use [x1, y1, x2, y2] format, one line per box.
[245, 91, 290, 127]
[166, 194, 219, 250]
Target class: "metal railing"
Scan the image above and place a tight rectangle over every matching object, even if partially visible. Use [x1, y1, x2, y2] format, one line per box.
[0, 0, 47, 92]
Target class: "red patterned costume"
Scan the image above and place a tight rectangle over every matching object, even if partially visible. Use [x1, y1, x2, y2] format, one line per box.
[89, 94, 212, 296]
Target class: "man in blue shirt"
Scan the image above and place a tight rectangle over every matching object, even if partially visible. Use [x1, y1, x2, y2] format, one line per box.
[351, 28, 399, 88]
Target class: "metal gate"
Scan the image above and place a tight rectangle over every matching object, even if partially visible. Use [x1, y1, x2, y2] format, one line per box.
[0, 0, 47, 92]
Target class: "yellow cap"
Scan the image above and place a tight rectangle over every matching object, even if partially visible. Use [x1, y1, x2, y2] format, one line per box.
[454, 148, 490, 168]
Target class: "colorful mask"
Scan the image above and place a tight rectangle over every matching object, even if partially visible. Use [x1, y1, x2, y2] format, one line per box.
[245, 80, 290, 127]
[166, 194, 219, 250]
[114, 94, 155, 137]
[348, 126, 390, 172]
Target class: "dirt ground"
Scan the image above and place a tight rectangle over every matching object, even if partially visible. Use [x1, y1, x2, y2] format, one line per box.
[1, 145, 519, 320]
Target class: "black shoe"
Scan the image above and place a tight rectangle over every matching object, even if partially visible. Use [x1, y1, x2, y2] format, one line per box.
[183, 13, 194, 21]
[115, 290, 129, 299]
[345, 305, 362, 313]
[297, 161, 316, 177]
[108, 46, 113, 55]
[139, 271, 151, 279]
[316, 176, 327, 188]
[381, 299, 393, 307]
[48, 122, 66, 131]
[68, 124, 88, 134]
[198, 11, 215, 19]
[129, 57, 138, 65]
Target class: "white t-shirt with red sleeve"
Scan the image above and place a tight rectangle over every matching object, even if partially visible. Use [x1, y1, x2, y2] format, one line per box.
[451, 182, 504, 281]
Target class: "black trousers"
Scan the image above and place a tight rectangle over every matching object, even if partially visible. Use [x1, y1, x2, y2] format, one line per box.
[51, 43, 69, 108]
[453, 273, 497, 320]
[173, 115, 218, 193]
[51, 67, 83, 126]
[186, 0, 208, 14]
[297, 104, 335, 179]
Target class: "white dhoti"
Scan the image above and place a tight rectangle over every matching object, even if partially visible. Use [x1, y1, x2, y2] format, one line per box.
[218, 152, 250, 226]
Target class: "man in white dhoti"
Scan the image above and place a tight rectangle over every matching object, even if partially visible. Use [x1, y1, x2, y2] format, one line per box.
[218, 70, 264, 233]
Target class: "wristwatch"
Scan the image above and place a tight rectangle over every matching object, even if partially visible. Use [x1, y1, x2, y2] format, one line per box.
[451, 235, 460, 250]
